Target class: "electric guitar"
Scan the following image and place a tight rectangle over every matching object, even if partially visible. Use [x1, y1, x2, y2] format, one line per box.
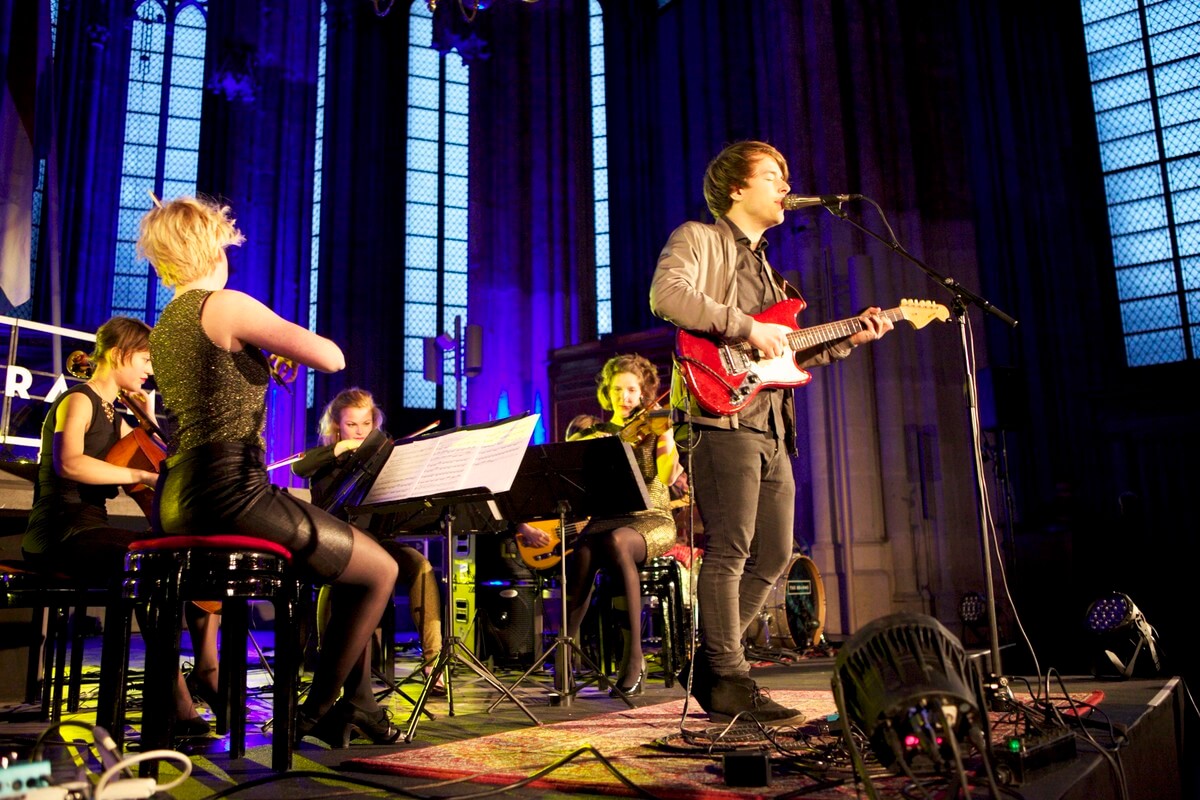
[676, 298, 949, 415]
[515, 518, 590, 571]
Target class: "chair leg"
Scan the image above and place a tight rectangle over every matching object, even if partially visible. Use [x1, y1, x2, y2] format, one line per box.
[660, 583, 676, 688]
[24, 605, 47, 708]
[67, 599, 89, 712]
[47, 605, 70, 722]
[139, 590, 183, 779]
[96, 596, 133, 750]
[380, 595, 396, 685]
[222, 599, 249, 759]
[272, 588, 297, 772]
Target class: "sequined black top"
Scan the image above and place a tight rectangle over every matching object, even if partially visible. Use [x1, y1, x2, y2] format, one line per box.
[149, 289, 271, 455]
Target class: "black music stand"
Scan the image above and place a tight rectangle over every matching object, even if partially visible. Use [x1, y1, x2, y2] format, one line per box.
[348, 413, 542, 741]
[491, 436, 651, 707]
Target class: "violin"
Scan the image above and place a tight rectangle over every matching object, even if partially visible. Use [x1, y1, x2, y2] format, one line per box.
[617, 390, 672, 445]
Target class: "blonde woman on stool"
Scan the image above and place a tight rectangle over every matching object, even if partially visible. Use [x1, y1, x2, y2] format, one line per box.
[138, 195, 400, 747]
[292, 388, 445, 696]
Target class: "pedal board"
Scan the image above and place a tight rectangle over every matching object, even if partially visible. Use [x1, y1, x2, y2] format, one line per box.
[0, 760, 52, 800]
[990, 728, 1077, 785]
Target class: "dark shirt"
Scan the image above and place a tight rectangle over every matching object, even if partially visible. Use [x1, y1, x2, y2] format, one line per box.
[724, 218, 788, 438]
[22, 384, 121, 555]
[291, 442, 345, 510]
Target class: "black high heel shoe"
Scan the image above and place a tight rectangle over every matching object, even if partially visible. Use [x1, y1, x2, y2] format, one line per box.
[173, 715, 212, 739]
[297, 700, 401, 749]
[609, 661, 646, 698]
[185, 670, 226, 733]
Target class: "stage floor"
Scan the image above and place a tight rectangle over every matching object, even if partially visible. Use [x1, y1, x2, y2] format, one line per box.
[0, 630, 1189, 800]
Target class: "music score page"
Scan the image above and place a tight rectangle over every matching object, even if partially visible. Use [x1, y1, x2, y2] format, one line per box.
[361, 413, 539, 506]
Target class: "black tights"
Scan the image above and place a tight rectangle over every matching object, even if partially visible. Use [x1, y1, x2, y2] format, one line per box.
[565, 526, 646, 683]
[304, 529, 399, 716]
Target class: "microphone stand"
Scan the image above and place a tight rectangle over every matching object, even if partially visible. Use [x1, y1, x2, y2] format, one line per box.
[819, 198, 1017, 709]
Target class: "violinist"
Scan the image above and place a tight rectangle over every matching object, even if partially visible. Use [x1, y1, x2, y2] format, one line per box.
[292, 388, 445, 696]
[517, 354, 679, 696]
[21, 316, 218, 736]
[140, 195, 399, 747]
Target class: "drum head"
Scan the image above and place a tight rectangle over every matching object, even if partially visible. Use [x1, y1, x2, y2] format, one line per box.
[784, 555, 826, 648]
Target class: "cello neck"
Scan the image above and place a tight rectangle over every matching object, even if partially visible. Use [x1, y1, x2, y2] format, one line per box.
[118, 389, 166, 442]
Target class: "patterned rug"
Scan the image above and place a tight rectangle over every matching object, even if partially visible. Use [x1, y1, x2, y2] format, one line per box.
[348, 690, 840, 800]
[348, 688, 1105, 800]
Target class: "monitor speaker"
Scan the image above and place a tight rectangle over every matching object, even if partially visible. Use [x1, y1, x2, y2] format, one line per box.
[479, 581, 541, 664]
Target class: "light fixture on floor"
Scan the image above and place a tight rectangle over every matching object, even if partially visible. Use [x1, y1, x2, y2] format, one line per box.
[832, 612, 990, 799]
[1085, 591, 1161, 678]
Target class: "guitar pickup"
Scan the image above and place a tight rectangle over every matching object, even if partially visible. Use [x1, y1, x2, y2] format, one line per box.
[719, 344, 751, 376]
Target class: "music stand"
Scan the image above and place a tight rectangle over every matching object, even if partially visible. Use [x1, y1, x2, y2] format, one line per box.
[490, 436, 651, 708]
[349, 413, 542, 741]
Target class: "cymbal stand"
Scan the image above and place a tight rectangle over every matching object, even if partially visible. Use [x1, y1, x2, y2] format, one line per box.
[488, 500, 630, 710]
[404, 505, 541, 741]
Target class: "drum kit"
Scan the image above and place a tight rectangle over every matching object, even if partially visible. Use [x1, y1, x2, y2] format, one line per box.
[745, 552, 830, 655]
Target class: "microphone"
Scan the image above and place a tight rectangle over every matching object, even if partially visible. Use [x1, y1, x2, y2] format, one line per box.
[782, 193, 862, 210]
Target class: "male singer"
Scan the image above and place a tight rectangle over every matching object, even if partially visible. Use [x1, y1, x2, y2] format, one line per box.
[649, 140, 892, 723]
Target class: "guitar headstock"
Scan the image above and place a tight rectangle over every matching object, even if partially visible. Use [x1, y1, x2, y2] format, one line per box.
[898, 299, 951, 329]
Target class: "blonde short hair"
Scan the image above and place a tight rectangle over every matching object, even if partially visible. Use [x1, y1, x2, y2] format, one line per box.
[318, 387, 385, 446]
[136, 196, 246, 287]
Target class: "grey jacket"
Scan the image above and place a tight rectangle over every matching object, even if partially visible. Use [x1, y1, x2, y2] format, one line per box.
[649, 218, 851, 451]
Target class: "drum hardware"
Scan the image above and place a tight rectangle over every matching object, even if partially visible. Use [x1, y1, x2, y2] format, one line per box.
[745, 553, 828, 655]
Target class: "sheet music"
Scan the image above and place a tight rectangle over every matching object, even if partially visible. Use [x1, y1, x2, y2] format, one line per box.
[362, 413, 539, 506]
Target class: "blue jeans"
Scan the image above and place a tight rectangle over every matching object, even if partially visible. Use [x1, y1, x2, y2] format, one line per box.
[691, 426, 796, 676]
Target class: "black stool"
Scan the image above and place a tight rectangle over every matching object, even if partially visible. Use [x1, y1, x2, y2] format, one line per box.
[1, 560, 110, 720]
[95, 535, 301, 775]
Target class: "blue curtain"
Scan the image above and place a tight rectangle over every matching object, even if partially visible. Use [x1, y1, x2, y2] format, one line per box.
[196, 0, 323, 472]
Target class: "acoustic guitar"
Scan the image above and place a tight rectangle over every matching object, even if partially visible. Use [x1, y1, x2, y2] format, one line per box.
[515, 518, 590, 571]
[675, 298, 949, 415]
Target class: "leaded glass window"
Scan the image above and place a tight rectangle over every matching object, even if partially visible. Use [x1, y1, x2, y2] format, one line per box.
[112, 0, 207, 322]
[405, 3, 469, 410]
[1082, 0, 1200, 365]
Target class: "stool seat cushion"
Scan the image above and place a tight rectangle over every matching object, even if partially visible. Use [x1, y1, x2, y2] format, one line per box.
[0, 559, 75, 584]
[129, 535, 292, 562]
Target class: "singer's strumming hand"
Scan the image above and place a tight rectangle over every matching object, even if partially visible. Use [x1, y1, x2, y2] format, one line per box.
[748, 320, 791, 359]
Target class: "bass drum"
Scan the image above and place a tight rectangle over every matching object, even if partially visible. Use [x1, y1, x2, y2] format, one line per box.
[747, 553, 826, 650]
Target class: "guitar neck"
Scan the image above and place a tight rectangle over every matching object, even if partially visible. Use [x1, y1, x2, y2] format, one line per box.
[785, 307, 907, 351]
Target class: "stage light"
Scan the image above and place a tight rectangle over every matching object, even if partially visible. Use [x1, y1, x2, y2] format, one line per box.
[958, 591, 986, 624]
[832, 612, 988, 782]
[1085, 592, 1161, 678]
[956, 590, 990, 648]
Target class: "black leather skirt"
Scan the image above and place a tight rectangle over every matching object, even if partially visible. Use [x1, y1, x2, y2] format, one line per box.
[155, 441, 355, 582]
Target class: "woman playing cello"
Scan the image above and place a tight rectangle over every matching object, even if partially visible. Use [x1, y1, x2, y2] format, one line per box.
[21, 316, 217, 735]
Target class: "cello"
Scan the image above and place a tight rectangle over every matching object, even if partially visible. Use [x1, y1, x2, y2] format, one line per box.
[68, 351, 221, 614]
[67, 351, 166, 518]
